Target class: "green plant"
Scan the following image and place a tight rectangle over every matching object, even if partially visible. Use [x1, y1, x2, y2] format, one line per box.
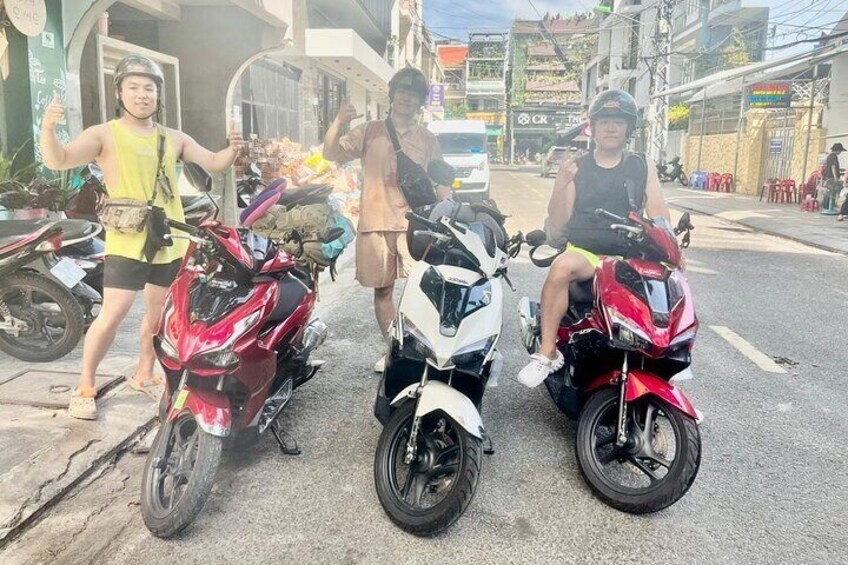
[0, 141, 73, 211]
[668, 103, 690, 131]
[445, 103, 468, 119]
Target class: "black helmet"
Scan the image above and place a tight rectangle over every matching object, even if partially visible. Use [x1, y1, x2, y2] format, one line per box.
[589, 89, 638, 132]
[113, 55, 165, 92]
[389, 67, 428, 103]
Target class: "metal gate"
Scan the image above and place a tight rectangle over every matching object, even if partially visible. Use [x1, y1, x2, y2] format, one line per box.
[760, 111, 796, 186]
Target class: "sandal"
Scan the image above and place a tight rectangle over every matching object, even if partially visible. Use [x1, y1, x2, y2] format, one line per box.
[127, 375, 164, 401]
[69, 387, 97, 420]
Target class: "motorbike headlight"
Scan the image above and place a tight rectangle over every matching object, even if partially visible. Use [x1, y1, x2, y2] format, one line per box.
[670, 326, 698, 348]
[191, 309, 262, 370]
[401, 315, 436, 362]
[607, 308, 653, 351]
[159, 334, 179, 361]
[158, 295, 179, 361]
[451, 336, 496, 372]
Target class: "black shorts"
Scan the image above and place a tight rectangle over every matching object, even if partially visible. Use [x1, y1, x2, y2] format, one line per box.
[103, 256, 181, 291]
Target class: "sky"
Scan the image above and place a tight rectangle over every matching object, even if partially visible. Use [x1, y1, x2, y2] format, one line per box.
[424, 0, 848, 54]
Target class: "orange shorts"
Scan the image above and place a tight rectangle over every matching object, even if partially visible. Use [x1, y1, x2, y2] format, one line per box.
[355, 231, 413, 288]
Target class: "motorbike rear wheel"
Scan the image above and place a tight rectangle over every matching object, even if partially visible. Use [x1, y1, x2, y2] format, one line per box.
[141, 412, 223, 538]
[374, 401, 483, 536]
[679, 172, 689, 187]
[575, 387, 700, 514]
[0, 273, 84, 362]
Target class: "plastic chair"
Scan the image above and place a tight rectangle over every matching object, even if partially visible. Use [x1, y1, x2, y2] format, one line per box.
[761, 178, 779, 202]
[707, 173, 722, 192]
[778, 179, 797, 204]
[690, 171, 708, 190]
[718, 173, 734, 193]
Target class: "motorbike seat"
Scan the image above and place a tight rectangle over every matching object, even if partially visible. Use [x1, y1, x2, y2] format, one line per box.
[569, 280, 594, 305]
[276, 184, 333, 208]
[268, 272, 309, 322]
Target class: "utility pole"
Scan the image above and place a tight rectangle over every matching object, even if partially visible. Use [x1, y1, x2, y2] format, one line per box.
[648, 0, 674, 163]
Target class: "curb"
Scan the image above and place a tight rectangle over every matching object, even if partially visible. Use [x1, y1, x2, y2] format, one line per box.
[669, 201, 848, 258]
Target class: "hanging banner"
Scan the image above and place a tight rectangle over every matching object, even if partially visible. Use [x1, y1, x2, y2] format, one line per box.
[5, 0, 48, 37]
[747, 81, 792, 109]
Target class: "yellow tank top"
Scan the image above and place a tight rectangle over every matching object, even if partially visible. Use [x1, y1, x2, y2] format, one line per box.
[105, 120, 188, 264]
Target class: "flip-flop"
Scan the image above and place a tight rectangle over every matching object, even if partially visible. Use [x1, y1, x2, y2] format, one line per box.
[69, 387, 97, 420]
[127, 375, 164, 401]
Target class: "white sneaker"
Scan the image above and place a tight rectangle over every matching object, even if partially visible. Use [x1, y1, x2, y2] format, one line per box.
[517, 351, 565, 388]
[374, 355, 386, 373]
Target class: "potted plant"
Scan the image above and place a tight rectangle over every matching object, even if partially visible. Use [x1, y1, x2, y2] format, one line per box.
[0, 142, 72, 218]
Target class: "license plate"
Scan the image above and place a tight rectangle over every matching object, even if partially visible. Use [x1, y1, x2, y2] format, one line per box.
[452, 179, 462, 189]
[50, 257, 86, 288]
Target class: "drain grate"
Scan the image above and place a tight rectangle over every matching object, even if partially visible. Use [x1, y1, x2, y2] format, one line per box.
[0, 370, 125, 409]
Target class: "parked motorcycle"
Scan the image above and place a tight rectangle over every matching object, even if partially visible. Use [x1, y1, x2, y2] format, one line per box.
[373, 199, 525, 536]
[657, 157, 688, 186]
[518, 210, 700, 514]
[0, 220, 99, 361]
[140, 167, 342, 538]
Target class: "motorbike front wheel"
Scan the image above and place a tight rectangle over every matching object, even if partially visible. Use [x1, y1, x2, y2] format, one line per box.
[374, 401, 482, 536]
[141, 411, 223, 538]
[679, 172, 689, 187]
[575, 387, 700, 514]
[0, 273, 84, 362]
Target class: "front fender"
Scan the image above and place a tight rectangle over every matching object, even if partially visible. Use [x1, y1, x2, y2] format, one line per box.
[391, 381, 484, 439]
[166, 387, 231, 437]
[587, 370, 698, 421]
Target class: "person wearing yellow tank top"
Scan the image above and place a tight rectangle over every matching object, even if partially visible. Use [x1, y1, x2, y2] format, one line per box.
[39, 55, 244, 420]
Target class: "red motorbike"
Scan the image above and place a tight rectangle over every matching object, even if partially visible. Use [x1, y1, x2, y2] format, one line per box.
[518, 209, 701, 514]
[140, 205, 342, 538]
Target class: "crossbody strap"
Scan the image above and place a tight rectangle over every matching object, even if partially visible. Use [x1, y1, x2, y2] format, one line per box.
[385, 117, 403, 154]
[150, 124, 169, 205]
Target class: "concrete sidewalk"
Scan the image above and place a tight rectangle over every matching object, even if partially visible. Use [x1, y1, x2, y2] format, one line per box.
[0, 301, 155, 546]
[663, 184, 848, 255]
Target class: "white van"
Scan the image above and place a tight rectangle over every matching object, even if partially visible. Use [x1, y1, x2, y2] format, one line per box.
[428, 120, 490, 201]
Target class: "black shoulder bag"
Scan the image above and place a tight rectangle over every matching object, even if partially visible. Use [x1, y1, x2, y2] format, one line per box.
[385, 117, 437, 209]
[142, 125, 175, 263]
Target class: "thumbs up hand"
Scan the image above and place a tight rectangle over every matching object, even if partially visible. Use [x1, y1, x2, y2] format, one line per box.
[228, 120, 245, 155]
[42, 93, 65, 131]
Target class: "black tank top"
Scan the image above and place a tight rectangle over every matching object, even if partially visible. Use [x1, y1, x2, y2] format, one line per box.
[566, 151, 646, 256]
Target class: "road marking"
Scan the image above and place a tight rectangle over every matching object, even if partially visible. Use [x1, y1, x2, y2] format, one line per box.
[709, 326, 787, 374]
[685, 265, 718, 275]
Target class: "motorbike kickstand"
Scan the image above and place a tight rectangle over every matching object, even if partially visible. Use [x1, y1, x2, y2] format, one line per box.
[270, 421, 301, 456]
[483, 433, 495, 455]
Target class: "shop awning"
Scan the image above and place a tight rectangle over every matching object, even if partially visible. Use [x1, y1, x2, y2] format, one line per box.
[305, 29, 394, 91]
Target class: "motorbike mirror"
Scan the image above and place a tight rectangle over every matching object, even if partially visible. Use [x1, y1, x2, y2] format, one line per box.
[677, 212, 693, 232]
[427, 159, 456, 186]
[525, 229, 547, 247]
[184, 163, 213, 193]
[322, 227, 345, 244]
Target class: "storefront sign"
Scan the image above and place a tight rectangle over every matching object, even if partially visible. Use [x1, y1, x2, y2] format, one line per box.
[427, 84, 445, 109]
[514, 109, 582, 131]
[769, 137, 784, 154]
[748, 82, 792, 109]
[5, 0, 47, 37]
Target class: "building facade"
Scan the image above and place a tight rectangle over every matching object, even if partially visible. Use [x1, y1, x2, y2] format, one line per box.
[466, 31, 509, 158]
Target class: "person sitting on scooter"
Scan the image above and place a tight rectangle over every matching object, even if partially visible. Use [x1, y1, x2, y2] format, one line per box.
[518, 89, 672, 386]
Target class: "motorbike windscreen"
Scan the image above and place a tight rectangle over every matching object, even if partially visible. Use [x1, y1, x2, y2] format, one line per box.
[615, 262, 671, 328]
[420, 267, 492, 337]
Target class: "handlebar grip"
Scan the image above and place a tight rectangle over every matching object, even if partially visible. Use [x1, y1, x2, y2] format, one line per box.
[166, 219, 199, 235]
[594, 208, 625, 222]
[405, 211, 440, 231]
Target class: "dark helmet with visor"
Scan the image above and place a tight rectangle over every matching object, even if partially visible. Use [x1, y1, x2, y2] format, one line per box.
[588, 89, 638, 135]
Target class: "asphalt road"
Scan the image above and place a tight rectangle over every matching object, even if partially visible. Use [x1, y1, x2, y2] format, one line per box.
[4, 169, 846, 564]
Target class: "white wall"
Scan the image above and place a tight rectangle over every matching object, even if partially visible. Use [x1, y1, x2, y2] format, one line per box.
[824, 52, 848, 151]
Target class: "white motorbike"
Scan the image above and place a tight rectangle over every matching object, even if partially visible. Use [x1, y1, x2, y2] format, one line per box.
[373, 201, 524, 536]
